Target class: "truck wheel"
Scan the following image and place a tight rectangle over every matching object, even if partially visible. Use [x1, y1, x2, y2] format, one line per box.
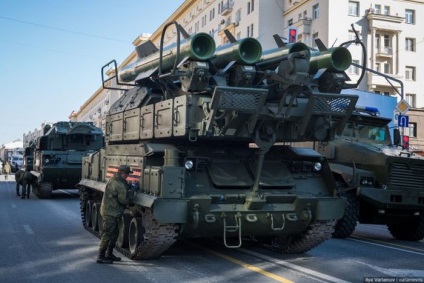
[38, 182, 52, 199]
[387, 216, 424, 241]
[332, 190, 359, 238]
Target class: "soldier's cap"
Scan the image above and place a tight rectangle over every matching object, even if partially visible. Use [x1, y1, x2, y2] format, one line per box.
[118, 165, 133, 174]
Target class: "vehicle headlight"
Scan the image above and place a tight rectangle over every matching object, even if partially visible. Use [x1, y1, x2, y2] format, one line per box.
[184, 160, 194, 170]
[360, 177, 374, 187]
[313, 162, 322, 172]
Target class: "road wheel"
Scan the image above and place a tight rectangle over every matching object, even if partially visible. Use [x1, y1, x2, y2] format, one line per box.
[387, 216, 424, 241]
[129, 217, 144, 258]
[91, 202, 100, 232]
[280, 220, 336, 253]
[85, 201, 93, 229]
[332, 190, 359, 238]
[117, 213, 131, 248]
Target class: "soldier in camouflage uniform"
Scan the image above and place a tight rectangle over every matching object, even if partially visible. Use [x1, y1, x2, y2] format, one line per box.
[97, 165, 135, 264]
[21, 169, 37, 199]
[15, 169, 25, 196]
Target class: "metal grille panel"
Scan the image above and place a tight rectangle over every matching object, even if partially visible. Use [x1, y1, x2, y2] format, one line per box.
[390, 162, 424, 190]
[211, 86, 268, 113]
[313, 96, 355, 115]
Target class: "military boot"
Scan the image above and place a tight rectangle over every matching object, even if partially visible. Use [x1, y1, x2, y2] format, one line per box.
[96, 246, 113, 264]
[105, 244, 121, 261]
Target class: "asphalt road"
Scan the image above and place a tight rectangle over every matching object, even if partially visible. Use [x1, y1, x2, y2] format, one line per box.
[1, 176, 423, 283]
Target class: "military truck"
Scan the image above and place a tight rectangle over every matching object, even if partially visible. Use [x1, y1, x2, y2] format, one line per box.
[29, 121, 104, 198]
[315, 108, 424, 241]
[77, 22, 360, 260]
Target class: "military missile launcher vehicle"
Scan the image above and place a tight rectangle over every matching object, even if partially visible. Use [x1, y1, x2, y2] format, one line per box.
[78, 22, 359, 260]
[30, 121, 104, 198]
[315, 108, 424, 240]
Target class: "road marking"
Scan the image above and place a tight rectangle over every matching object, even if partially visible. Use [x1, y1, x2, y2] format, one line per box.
[186, 242, 295, 283]
[23, 225, 34, 235]
[58, 189, 79, 198]
[349, 237, 424, 256]
[356, 261, 424, 277]
[206, 247, 295, 283]
[239, 248, 351, 283]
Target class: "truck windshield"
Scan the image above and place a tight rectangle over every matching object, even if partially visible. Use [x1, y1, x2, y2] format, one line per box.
[357, 125, 391, 145]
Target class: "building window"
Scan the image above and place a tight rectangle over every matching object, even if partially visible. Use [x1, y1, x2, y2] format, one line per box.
[312, 32, 319, 48]
[348, 1, 359, 16]
[348, 60, 360, 74]
[210, 8, 215, 20]
[288, 18, 293, 26]
[375, 34, 380, 49]
[247, 26, 250, 37]
[202, 15, 207, 27]
[250, 24, 254, 37]
[384, 63, 391, 74]
[299, 13, 302, 20]
[405, 9, 415, 24]
[235, 9, 241, 22]
[218, 2, 221, 14]
[406, 38, 415, 52]
[383, 34, 392, 54]
[409, 122, 417, 138]
[236, 32, 241, 39]
[375, 62, 380, 72]
[251, 0, 254, 12]
[374, 4, 381, 14]
[247, 2, 251, 14]
[313, 4, 319, 19]
[303, 10, 307, 18]
[406, 93, 416, 108]
[405, 66, 416, 81]
[383, 6, 390, 15]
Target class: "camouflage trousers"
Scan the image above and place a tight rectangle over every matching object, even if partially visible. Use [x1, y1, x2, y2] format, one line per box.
[99, 216, 120, 250]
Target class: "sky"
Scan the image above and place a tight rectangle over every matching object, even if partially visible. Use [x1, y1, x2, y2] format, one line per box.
[0, 0, 185, 146]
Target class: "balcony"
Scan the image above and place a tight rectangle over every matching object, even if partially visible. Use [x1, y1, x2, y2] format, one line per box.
[366, 10, 404, 31]
[221, 1, 233, 16]
[295, 17, 312, 34]
[367, 72, 402, 89]
[375, 46, 393, 58]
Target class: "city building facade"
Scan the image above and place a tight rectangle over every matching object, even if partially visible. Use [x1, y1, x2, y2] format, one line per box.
[70, 0, 424, 152]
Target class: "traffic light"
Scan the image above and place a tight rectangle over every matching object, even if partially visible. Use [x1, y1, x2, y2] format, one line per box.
[403, 135, 410, 150]
[288, 27, 298, 43]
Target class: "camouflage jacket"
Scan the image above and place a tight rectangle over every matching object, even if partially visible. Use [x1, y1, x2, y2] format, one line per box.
[100, 174, 132, 218]
[23, 171, 37, 185]
[15, 170, 25, 184]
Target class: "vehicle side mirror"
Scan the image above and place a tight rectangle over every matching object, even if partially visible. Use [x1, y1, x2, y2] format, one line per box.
[393, 128, 401, 146]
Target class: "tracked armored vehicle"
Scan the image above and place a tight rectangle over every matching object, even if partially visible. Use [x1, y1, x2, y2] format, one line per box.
[30, 121, 103, 198]
[78, 22, 360, 260]
[316, 109, 424, 240]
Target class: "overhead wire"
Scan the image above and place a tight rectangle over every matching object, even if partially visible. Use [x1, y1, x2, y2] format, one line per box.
[0, 15, 130, 44]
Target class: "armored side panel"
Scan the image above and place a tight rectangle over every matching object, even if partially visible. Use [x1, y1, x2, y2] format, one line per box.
[124, 108, 140, 140]
[140, 105, 154, 139]
[154, 99, 173, 138]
